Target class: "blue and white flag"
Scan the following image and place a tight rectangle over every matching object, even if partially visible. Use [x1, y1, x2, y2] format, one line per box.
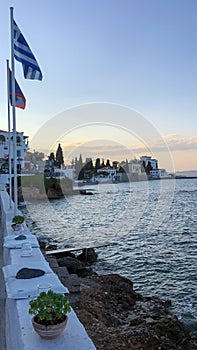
[13, 20, 43, 80]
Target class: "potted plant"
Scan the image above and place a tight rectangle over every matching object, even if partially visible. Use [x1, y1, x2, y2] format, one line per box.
[29, 290, 71, 339]
[12, 215, 25, 231]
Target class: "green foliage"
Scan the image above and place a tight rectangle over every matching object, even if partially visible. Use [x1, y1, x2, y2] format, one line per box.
[12, 215, 25, 224]
[21, 174, 73, 195]
[29, 290, 71, 324]
[21, 175, 46, 193]
[56, 144, 64, 168]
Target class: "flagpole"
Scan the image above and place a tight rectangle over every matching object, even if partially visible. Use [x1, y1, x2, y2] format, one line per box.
[6, 59, 13, 208]
[10, 7, 18, 215]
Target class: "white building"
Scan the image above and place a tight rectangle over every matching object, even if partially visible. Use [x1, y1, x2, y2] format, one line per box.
[63, 165, 75, 181]
[0, 130, 28, 174]
[150, 169, 171, 179]
[140, 156, 158, 170]
[129, 159, 142, 175]
[92, 167, 118, 183]
[50, 165, 75, 181]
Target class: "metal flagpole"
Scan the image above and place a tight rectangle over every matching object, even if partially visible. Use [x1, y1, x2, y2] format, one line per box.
[6, 59, 13, 208]
[10, 7, 18, 215]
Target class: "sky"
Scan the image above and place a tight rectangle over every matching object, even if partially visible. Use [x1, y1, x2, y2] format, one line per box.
[0, 0, 197, 172]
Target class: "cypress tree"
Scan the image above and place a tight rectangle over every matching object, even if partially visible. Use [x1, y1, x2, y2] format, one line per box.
[56, 144, 64, 168]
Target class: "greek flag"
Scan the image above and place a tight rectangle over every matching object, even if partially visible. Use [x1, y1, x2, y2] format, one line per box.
[13, 20, 43, 80]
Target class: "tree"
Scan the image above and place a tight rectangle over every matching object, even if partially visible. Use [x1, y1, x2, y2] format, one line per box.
[48, 152, 55, 167]
[95, 158, 101, 170]
[112, 161, 119, 169]
[101, 159, 105, 168]
[49, 152, 55, 161]
[145, 161, 153, 175]
[75, 154, 83, 179]
[56, 144, 64, 168]
[83, 158, 94, 179]
[106, 159, 111, 168]
[141, 161, 146, 173]
[84, 158, 94, 171]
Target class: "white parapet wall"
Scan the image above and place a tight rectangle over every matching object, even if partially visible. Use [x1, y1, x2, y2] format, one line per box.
[0, 187, 96, 350]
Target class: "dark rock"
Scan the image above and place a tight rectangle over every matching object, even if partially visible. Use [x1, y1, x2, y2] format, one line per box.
[46, 251, 76, 259]
[77, 248, 98, 263]
[57, 266, 69, 278]
[14, 234, 26, 240]
[71, 273, 196, 350]
[46, 257, 59, 269]
[46, 244, 58, 251]
[16, 268, 45, 279]
[67, 274, 81, 293]
[57, 256, 83, 273]
[37, 239, 46, 250]
[47, 188, 63, 199]
[77, 267, 98, 277]
[62, 252, 76, 258]
[80, 190, 93, 195]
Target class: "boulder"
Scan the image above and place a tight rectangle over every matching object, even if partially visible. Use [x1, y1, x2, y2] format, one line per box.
[77, 267, 98, 277]
[57, 256, 83, 273]
[67, 274, 81, 293]
[77, 248, 98, 263]
[37, 239, 46, 250]
[46, 244, 58, 251]
[46, 257, 59, 269]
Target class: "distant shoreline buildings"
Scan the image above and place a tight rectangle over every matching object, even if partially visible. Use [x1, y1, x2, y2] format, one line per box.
[26, 143, 173, 183]
[0, 132, 181, 185]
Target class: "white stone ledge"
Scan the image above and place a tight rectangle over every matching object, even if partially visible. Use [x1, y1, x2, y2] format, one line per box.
[0, 191, 96, 350]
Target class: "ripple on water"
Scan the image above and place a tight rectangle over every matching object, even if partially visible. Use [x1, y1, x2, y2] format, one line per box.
[23, 179, 197, 331]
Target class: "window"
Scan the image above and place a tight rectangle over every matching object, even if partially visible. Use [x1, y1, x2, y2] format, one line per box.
[0, 135, 5, 142]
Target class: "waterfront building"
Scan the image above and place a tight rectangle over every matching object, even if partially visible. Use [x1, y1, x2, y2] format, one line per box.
[44, 164, 75, 181]
[140, 155, 158, 169]
[0, 129, 28, 183]
[63, 165, 75, 181]
[128, 159, 142, 175]
[150, 168, 171, 179]
[91, 167, 118, 183]
[53, 165, 75, 181]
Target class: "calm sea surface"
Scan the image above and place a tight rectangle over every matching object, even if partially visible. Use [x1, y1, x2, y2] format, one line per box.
[22, 178, 197, 331]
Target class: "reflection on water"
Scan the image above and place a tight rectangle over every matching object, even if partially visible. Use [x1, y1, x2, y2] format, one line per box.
[23, 178, 197, 331]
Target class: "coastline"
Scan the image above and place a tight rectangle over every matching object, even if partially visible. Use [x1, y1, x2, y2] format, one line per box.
[18, 175, 197, 202]
[44, 246, 197, 350]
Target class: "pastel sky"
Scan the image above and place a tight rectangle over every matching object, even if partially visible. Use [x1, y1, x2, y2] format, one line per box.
[0, 0, 197, 171]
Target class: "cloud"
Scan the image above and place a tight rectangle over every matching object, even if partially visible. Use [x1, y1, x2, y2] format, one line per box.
[62, 134, 197, 161]
[132, 134, 197, 153]
[63, 140, 134, 160]
[34, 134, 197, 164]
[162, 134, 197, 151]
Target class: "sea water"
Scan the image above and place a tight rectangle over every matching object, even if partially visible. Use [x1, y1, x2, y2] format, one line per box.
[23, 178, 197, 331]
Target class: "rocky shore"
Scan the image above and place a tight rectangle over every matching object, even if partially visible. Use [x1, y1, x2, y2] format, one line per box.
[43, 245, 197, 350]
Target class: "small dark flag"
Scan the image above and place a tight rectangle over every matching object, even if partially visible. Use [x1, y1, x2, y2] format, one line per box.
[9, 68, 26, 109]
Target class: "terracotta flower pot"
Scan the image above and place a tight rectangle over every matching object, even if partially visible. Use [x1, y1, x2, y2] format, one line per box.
[32, 315, 68, 339]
